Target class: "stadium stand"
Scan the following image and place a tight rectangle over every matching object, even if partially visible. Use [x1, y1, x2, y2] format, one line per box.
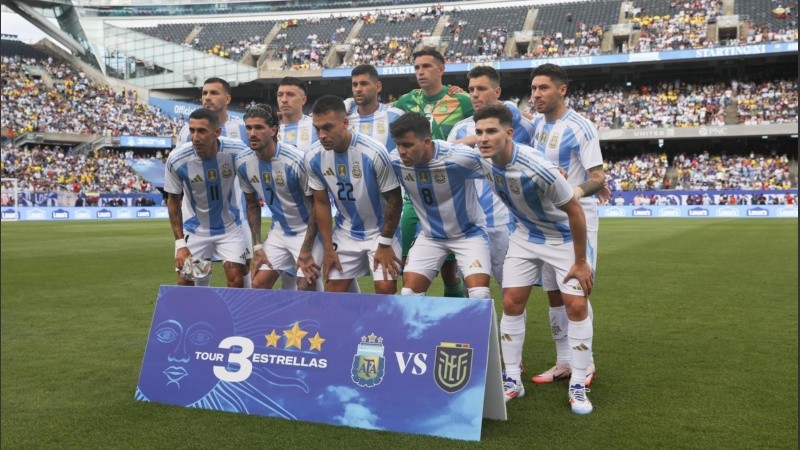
[1, 52, 183, 138]
[271, 16, 355, 69]
[350, 10, 438, 66]
[444, 5, 529, 62]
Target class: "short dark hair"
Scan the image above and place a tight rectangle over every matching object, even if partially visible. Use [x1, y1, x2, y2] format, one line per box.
[390, 112, 431, 140]
[189, 107, 220, 129]
[311, 95, 346, 116]
[412, 48, 445, 66]
[468, 65, 501, 86]
[530, 63, 569, 86]
[244, 104, 280, 142]
[203, 77, 231, 94]
[473, 103, 513, 128]
[351, 64, 379, 80]
[279, 76, 307, 94]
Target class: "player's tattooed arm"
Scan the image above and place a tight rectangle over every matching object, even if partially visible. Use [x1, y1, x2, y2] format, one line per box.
[575, 165, 607, 199]
[381, 187, 402, 238]
[244, 192, 262, 245]
[297, 196, 321, 284]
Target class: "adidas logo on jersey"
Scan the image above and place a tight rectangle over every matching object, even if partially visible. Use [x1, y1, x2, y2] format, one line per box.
[191, 175, 203, 183]
[250, 175, 259, 183]
[404, 174, 414, 182]
[469, 260, 482, 268]
[324, 167, 335, 176]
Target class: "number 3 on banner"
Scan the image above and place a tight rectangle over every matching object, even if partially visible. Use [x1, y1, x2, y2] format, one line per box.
[213, 336, 254, 382]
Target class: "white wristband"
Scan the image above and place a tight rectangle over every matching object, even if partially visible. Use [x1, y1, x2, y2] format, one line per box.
[377, 236, 393, 247]
[175, 238, 187, 252]
[253, 244, 263, 252]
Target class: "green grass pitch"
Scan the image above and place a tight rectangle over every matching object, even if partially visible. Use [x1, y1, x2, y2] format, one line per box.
[1, 219, 797, 448]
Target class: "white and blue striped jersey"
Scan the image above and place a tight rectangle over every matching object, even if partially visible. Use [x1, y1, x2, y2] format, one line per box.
[305, 132, 400, 241]
[479, 143, 575, 244]
[529, 108, 602, 231]
[346, 102, 404, 151]
[164, 136, 253, 236]
[447, 101, 534, 228]
[237, 142, 312, 237]
[390, 140, 485, 240]
[176, 118, 249, 227]
[279, 115, 317, 151]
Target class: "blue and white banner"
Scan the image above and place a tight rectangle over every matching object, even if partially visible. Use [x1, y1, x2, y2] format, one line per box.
[148, 97, 244, 121]
[120, 135, 173, 149]
[600, 205, 798, 218]
[128, 158, 166, 188]
[135, 287, 505, 441]
[3, 205, 795, 221]
[322, 43, 798, 78]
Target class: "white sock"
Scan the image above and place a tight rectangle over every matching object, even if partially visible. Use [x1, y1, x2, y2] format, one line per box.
[500, 312, 526, 382]
[467, 286, 491, 299]
[243, 272, 252, 288]
[549, 305, 571, 365]
[568, 316, 593, 386]
[587, 299, 595, 364]
[400, 287, 425, 296]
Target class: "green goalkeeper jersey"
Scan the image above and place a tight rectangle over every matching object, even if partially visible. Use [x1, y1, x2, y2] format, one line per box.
[394, 86, 474, 140]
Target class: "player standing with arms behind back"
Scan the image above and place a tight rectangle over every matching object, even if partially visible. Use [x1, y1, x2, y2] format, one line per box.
[528, 64, 605, 387]
[394, 48, 474, 298]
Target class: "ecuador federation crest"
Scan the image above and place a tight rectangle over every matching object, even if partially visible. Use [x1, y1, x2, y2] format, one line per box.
[434, 342, 472, 393]
[351, 333, 385, 388]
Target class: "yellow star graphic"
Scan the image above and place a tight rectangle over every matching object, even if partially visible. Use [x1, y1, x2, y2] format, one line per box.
[283, 322, 308, 349]
[307, 332, 326, 351]
[265, 329, 280, 348]
[367, 333, 377, 343]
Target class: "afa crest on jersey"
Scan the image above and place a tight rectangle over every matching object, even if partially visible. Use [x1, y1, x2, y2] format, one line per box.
[433, 169, 447, 184]
[221, 163, 233, 178]
[434, 342, 473, 393]
[376, 120, 386, 134]
[275, 171, 285, 186]
[337, 164, 348, 179]
[300, 129, 310, 142]
[509, 178, 521, 195]
[351, 334, 385, 388]
[548, 134, 560, 149]
[207, 169, 218, 182]
[351, 162, 363, 178]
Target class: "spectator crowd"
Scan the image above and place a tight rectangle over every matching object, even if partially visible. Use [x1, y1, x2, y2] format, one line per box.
[1, 55, 183, 139]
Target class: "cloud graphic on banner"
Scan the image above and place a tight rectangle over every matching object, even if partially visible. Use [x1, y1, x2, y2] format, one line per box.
[316, 385, 382, 430]
[380, 297, 481, 339]
[335, 403, 379, 429]
[418, 386, 484, 440]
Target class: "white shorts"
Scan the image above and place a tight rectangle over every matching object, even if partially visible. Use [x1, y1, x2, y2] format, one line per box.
[404, 232, 491, 281]
[487, 223, 513, 286]
[542, 229, 597, 291]
[185, 229, 249, 265]
[502, 229, 593, 296]
[258, 228, 323, 278]
[329, 230, 402, 281]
